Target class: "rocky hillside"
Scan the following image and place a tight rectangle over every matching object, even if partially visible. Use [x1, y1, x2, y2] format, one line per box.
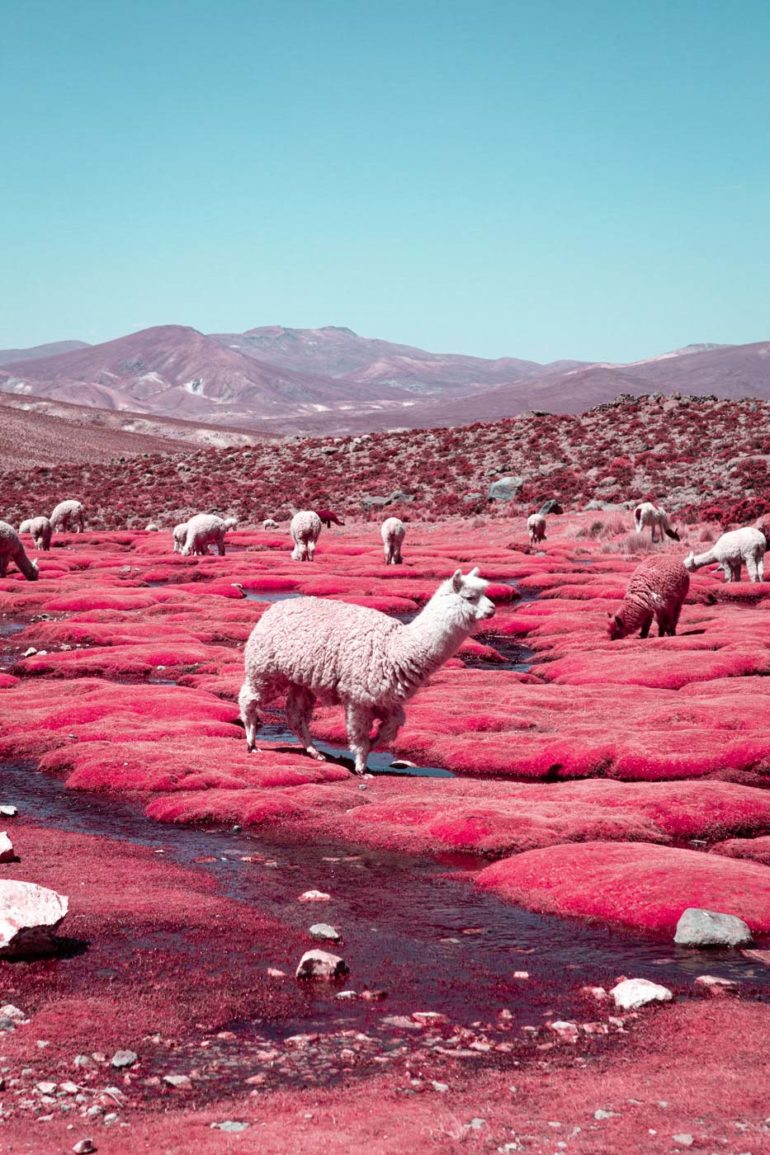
[0, 394, 764, 530]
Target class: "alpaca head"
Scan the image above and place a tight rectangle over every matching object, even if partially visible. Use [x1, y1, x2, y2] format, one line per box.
[668, 527, 681, 541]
[683, 551, 697, 571]
[224, 517, 238, 530]
[607, 611, 627, 640]
[450, 567, 495, 622]
[29, 559, 39, 582]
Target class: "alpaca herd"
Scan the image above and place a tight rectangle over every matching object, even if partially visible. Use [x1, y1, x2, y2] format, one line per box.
[2, 493, 768, 774]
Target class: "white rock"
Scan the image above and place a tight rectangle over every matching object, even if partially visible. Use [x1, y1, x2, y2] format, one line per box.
[0, 807, 17, 818]
[694, 974, 738, 995]
[0, 881, 68, 956]
[298, 890, 331, 902]
[674, 907, 753, 948]
[72, 1141, 96, 1155]
[37, 1081, 57, 1094]
[0, 1004, 27, 1022]
[163, 1074, 191, 1088]
[111, 1050, 138, 1069]
[295, 950, 349, 979]
[309, 923, 340, 942]
[0, 834, 15, 863]
[673, 1135, 694, 1148]
[23, 647, 37, 658]
[610, 978, 673, 1010]
[548, 1020, 579, 1041]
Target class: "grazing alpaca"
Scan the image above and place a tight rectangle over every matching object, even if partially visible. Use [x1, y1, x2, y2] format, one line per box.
[290, 511, 322, 561]
[684, 527, 766, 583]
[634, 501, 680, 542]
[181, 514, 237, 557]
[527, 512, 546, 544]
[0, 522, 39, 582]
[172, 522, 189, 553]
[239, 567, 495, 774]
[316, 509, 345, 529]
[50, 500, 85, 533]
[608, 554, 689, 640]
[381, 517, 406, 565]
[262, 518, 279, 530]
[19, 517, 52, 551]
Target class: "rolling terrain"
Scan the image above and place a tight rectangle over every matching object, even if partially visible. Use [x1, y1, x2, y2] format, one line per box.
[2, 324, 769, 435]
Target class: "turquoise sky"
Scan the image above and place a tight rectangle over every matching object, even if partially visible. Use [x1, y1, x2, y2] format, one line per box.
[2, 0, 768, 362]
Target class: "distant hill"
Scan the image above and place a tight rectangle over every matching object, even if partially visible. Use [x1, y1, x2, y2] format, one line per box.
[2, 321, 769, 435]
[0, 340, 89, 365]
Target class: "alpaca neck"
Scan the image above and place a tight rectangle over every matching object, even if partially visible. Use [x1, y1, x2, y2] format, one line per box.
[14, 549, 36, 580]
[690, 548, 716, 570]
[398, 592, 474, 679]
[617, 597, 648, 633]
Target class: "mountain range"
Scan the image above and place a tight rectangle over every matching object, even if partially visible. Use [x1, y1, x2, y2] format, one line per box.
[1, 323, 767, 437]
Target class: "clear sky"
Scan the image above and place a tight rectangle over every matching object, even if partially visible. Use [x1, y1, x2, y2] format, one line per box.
[2, 0, 769, 363]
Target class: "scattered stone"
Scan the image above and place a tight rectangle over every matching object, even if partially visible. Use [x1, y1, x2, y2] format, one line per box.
[211, 1122, 250, 1133]
[110, 1050, 138, 1069]
[0, 807, 17, 818]
[673, 1135, 694, 1148]
[36, 1081, 57, 1094]
[0, 881, 68, 956]
[431, 1081, 449, 1093]
[488, 476, 524, 502]
[382, 1015, 421, 1031]
[0, 1004, 27, 1022]
[513, 970, 529, 979]
[469, 1118, 486, 1130]
[335, 990, 357, 1000]
[72, 1141, 96, 1155]
[74, 1055, 93, 1068]
[360, 989, 387, 1001]
[60, 1081, 79, 1094]
[694, 975, 739, 996]
[594, 1109, 619, 1121]
[610, 978, 673, 1010]
[267, 967, 286, 978]
[163, 1074, 191, 1088]
[548, 1020, 579, 1042]
[298, 890, 331, 902]
[412, 1011, 448, 1025]
[295, 950, 349, 979]
[309, 923, 341, 942]
[23, 647, 38, 658]
[674, 908, 753, 948]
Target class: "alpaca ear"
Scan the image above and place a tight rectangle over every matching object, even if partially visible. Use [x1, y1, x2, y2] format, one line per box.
[607, 611, 613, 619]
[452, 568, 463, 592]
[468, 566, 480, 578]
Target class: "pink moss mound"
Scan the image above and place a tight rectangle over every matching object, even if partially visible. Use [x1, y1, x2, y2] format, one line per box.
[475, 841, 770, 934]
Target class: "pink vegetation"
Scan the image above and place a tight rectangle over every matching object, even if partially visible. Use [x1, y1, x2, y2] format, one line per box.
[475, 841, 770, 934]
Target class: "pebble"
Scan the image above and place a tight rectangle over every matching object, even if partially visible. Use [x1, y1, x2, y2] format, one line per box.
[296, 950, 349, 979]
[163, 1074, 191, 1088]
[610, 978, 673, 1010]
[298, 890, 331, 902]
[211, 1121, 250, 1133]
[36, 1082, 57, 1095]
[110, 1050, 138, 1069]
[0, 1004, 27, 1022]
[0, 807, 17, 818]
[513, 971, 529, 980]
[673, 1135, 694, 1148]
[431, 1081, 449, 1093]
[72, 1142, 96, 1155]
[594, 1109, 618, 1120]
[309, 923, 341, 942]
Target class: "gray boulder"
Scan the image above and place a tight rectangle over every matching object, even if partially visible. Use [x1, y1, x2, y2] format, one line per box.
[296, 949, 349, 979]
[488, 476, 524, 502]
[0, 881, 68, 956]
[674, 908, 753, 948]
[539, 499, 563, 515]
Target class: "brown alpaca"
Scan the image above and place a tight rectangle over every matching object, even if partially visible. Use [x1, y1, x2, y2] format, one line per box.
[608, 554, 689, 640]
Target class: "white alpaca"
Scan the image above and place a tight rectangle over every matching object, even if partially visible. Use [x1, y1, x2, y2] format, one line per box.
[0, 522, 39, 582]
[263, 518, 279, 530]
[290, 511, 322, 561]
[527, 513, 546, 544]
[172, 522, 189, 553]
[381, 517, 406, 565]
[239, 567, 495, 774]
[181, 514, 238, 557]
[634, 501, 680, 542]
[50, 500, 84, 533]
[684, 527, 766, 583]
[19, 517, 52, 551]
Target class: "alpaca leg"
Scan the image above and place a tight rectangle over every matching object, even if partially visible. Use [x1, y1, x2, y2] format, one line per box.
[759, 555, 765, 582]
[308, 540, 316, 561]
[286, 686, 323, 760]
[639, 615, 653, 639]
[0, 557, 7, 578]
[373, 706, 406, 750]
[747, 554, 759, 582]
[238, 684, 263, 752]
[345, 703, 373, 775]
